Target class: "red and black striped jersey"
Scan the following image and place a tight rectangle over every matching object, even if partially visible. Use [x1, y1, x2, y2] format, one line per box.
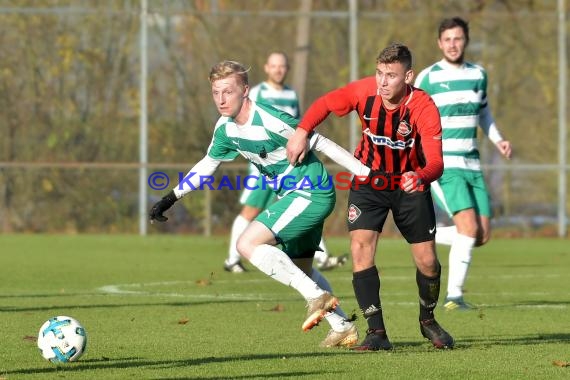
[298, 76, 443, 184]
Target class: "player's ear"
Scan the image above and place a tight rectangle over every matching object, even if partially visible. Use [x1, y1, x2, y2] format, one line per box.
[405, 69, 414, 85]
[243, 85, 249, 98]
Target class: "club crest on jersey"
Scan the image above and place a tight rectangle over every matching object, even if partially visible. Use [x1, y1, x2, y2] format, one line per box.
[347, 204, 361, 223]
[397, 120, 412, 136]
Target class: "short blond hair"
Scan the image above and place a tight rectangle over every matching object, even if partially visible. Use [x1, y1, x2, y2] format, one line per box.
[208, 60, 250, 86]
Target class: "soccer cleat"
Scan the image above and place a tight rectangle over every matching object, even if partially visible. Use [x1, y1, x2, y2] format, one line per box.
[316, 254, 350, 271]
[320, 325, 359, 348]
[443, 296, 475, 311]
[350, 328, 393, 351]
[302, 292, 339, 331]
[223, 260, 247, 273]
[420, 318, 454, 349]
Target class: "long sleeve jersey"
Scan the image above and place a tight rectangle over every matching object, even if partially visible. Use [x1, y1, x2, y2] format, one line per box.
[415, 59, 503, 172]
[173, 101, 370, 199]
[298, 76, 444, 184]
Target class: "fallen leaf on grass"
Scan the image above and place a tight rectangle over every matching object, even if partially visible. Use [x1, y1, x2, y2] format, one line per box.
[552, 360, 570, 367]
[23, 335, 37, 342]
[195, 279, 211, 286]
[266, 304, 285, 312]
[178, 318, 190, 325]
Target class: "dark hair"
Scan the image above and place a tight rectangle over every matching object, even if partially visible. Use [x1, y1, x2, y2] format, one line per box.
[438, 17, 469, 44]
[376, 43, 413, 71]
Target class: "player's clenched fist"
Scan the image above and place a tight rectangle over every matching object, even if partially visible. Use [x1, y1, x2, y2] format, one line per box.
[399, 172, 423, 193]
[149, 190, 178, 223]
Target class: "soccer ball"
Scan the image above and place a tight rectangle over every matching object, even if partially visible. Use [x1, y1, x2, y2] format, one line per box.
[37, 316, 87, 363]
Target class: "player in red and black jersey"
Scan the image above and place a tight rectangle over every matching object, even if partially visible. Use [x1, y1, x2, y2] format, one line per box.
[287, 43, 454, 350]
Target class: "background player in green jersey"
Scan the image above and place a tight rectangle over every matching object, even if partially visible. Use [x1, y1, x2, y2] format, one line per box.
[415, 17, 512, 311]
[150, 60, 371, 348]
[224, 51, 348, 274]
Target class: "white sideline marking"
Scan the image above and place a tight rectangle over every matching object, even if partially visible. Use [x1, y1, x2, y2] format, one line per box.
[96, 282, 569, 309]
[97, 283, 279, 301]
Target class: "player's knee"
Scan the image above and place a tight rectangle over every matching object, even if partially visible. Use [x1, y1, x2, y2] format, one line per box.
[235, 235, 252, 259]
[416, 255, 439, 276]
[350, 245, 374, 269]
[350, 241, 369, 256]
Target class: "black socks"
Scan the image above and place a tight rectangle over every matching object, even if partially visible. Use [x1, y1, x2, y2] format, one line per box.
[353, 266, 385, 330]
[416, 262, 441, 321]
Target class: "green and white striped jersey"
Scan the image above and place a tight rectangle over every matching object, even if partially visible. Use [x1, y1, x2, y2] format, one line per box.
[415, 59, 503, 172]
[249, 82, 300, 119]
[174, 101, 334, 199]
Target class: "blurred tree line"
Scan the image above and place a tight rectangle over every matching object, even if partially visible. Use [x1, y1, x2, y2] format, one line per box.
[0, 0, 567, 234]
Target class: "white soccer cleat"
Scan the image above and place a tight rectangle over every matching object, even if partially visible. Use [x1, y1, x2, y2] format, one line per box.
[320, 325, 359, 348]
[302, 292, 339, 331]
[316, 254, 349, 271]
[223, 260, 247, 273]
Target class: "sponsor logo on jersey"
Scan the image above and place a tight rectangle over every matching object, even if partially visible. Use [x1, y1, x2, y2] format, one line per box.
[363, 128, 414, 149]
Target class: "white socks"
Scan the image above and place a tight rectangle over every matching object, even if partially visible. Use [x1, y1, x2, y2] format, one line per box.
[311, 269, 352, 332]
[249, 244, 324, 300]
[313, 237, 329, 264]
[435, 225, 457, 246]
[226, 215, 250, 266]
[248, 243, 352, 333]
[446, 233, 476, 298]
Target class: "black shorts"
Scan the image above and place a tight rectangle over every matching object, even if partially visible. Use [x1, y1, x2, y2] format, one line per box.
[346, 179, 436, 244]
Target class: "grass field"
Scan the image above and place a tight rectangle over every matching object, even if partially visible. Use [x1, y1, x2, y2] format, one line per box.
[1, 235, 569, 379]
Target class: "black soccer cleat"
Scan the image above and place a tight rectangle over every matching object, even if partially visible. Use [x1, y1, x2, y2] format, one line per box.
[420, 319, 454, 349]
[350, 328, 393, 351]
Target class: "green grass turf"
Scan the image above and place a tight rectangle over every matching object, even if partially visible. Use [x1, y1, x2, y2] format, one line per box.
[1, 235, 569, 379]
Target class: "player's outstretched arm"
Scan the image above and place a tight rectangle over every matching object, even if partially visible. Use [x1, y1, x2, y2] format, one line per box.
[149, 155, 222, 224]
[287, 91, 345, 165]
[310, 132, 369, 177]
